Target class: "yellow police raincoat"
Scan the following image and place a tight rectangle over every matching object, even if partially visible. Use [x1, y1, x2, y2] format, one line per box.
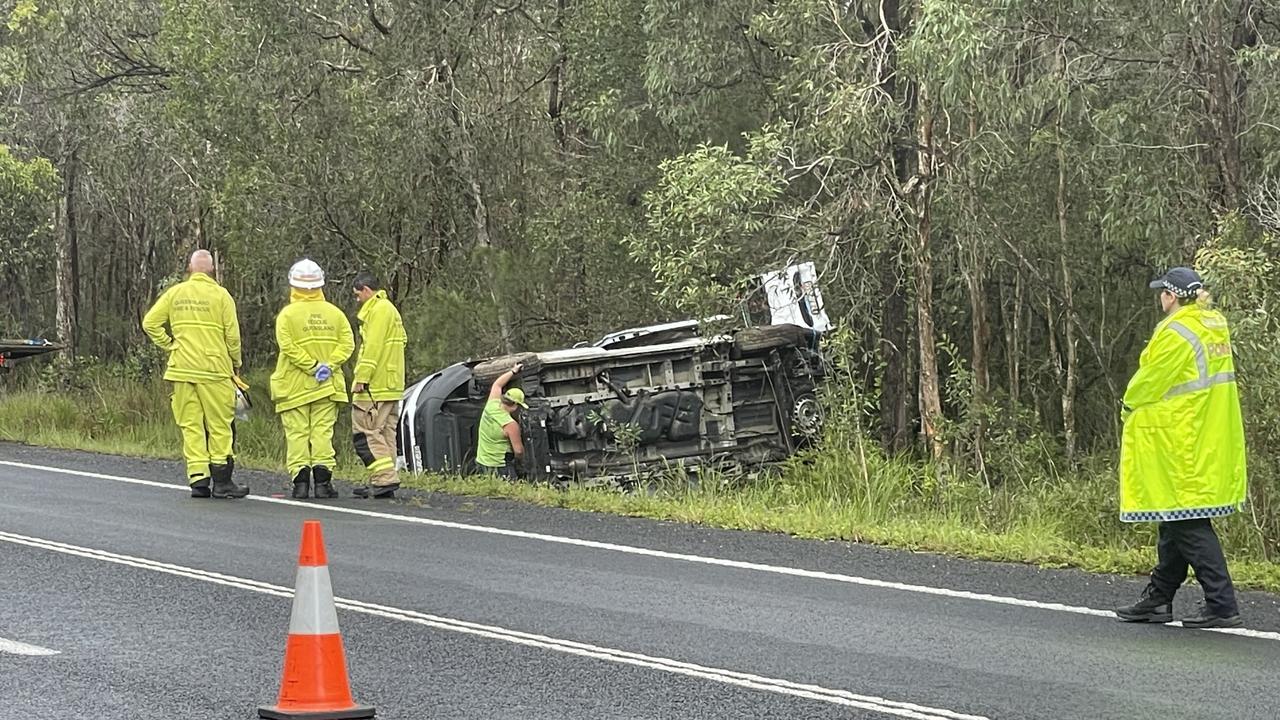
[1120, 303, 1248, 522]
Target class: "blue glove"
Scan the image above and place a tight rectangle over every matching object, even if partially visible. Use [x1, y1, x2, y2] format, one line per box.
[314, 363, 332, 382]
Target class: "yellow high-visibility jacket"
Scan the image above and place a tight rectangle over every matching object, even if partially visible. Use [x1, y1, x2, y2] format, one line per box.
[142, 273, 242, 383]
[353, 290, 406, 402]
[269, 289, 355, 413]
[1120, 303, 1248, 522]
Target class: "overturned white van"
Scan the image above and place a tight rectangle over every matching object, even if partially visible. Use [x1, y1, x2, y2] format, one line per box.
[396, 262, 830, 484]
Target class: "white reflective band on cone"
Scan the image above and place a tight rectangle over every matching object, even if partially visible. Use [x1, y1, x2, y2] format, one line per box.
[288, 565, 341, 635]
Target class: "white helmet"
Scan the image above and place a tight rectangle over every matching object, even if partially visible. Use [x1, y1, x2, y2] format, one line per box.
[288, 258, 325, 289]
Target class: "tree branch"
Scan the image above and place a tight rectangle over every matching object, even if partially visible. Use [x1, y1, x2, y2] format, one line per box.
[1022, 22, 1169, 66]
[63, 30, 173, 95]
[366, 0, 392, 36]
[319, 61, 364, 74]
[317, 31, 376, 56]
[997, 234, 1120, 401]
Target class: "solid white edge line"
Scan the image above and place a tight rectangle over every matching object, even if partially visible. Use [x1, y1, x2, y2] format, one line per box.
[0, 637, 60, 656]
[0, 529, 984, 720]
[4, 458, 1279, 643]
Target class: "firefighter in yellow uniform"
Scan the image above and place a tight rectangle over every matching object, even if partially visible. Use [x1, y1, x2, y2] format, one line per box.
[1115, 267, 1247, 629]
[350, 271, 407, 499]
[270, 260, 355, 499]
[142, 249, 250, 499]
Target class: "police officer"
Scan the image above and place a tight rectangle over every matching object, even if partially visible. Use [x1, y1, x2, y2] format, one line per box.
[1115, 267, 1247, 629]
[350, 271, 407, 499]
[270, 259, 355, 499]
[142, 249, 250, 499]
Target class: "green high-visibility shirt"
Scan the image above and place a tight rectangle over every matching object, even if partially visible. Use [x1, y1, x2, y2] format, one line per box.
[353, 290, 407, 402]
[476, 398, 515, 468]
[269, 288, 355, 413]
[1119, 303, 1247, 522]
[142, 273, 242, 384]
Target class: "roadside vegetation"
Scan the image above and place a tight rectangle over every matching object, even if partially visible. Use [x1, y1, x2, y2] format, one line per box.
[4, 4, 1280, 592]
[5, 286, 1280, 594]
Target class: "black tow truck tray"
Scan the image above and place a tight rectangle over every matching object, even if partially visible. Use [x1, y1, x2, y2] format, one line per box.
[0, 338, 63, 367]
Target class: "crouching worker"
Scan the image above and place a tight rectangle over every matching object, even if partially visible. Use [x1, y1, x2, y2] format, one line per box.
[142, 249, 249, 499]
[476, 362, 528, 479]
[270, 259, 354, 499]
[350, 271, 407, 499]
[1115, 267, 1247, 629]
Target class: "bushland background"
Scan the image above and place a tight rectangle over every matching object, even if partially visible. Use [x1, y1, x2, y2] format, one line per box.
[3, 1, 1280, 588]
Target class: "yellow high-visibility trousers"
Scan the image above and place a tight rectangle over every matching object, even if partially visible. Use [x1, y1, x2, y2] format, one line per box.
[280, 399, 339, 476]
[170, 379, 235, 484]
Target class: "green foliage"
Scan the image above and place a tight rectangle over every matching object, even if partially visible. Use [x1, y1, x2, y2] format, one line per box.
[1198, 213, 1280, 558]
[0, 145, 58, 329]
[1, 0, 1280, 580]
[632, 131, 788, 317]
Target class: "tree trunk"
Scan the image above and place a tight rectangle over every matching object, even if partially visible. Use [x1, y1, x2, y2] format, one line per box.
[55, 150, 79, 357]
[440, 61, 519, 354]
[913, 84, 944, 461]
[1015, 272, 1025, 405]
[547, 0, 568, 152]
[1057, 138, 1078, 463]
[875, 0, 912, 454]
[1197, 0, 1254, 224]
[1046, 295, 1061, 428]
[878, 245, 911, 453]
[136, 206, 154, 338]
[465, 159, 517, 354]
[1002, 269, 1024, 406]
[963, 108, 990, 480]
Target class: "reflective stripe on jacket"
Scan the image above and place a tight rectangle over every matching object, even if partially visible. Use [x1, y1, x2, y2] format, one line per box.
[353, 290, 407, 402]
[1119, 303, 1247, 522]
[269, 288, 355, 413]
[142, 273, 242, 384]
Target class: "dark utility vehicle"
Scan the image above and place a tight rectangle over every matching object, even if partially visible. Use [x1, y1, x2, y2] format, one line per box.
[396, 262, 831, 484]
[0, 338, 61, 371]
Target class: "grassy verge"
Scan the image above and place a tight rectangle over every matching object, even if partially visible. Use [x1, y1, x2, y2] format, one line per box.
[4, 372, 1280, 593]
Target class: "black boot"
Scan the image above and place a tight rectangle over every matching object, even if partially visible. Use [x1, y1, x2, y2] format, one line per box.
[292, 467, 312, 499]
[1181, 602, 1242, 629]
[1115, 584, 1173, 623]
[353, 483, 399, 499]
[312, 466, 338, 499]
[210, 462, 250, 499]
[189, 476, 211, 498]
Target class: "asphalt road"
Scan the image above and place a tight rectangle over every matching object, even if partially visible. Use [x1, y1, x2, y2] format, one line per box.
[3, 443, 1280, 720]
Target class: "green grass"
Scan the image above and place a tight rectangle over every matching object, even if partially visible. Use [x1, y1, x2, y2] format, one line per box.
[4, 372, 1280, 593]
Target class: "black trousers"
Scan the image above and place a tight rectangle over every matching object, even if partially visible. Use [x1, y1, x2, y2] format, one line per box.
[1150, 518, 1238, 616]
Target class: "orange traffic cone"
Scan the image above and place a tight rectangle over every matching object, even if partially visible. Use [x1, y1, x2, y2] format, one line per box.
[259, 520, 375, 719]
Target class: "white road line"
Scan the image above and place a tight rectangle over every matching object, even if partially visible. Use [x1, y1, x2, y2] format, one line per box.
[0, 637, 59, 656]
[0, 529, 984, 720]
[4, 458, 1279, 643]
